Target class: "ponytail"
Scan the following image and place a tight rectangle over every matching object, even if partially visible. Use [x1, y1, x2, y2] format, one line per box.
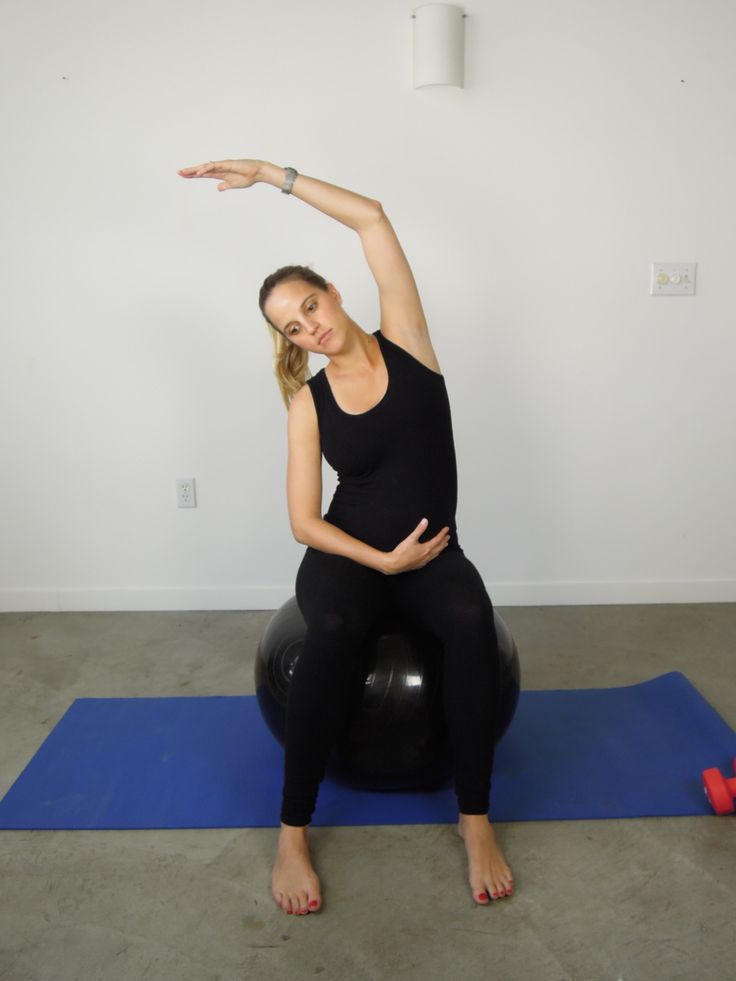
[258, 264, 329, 409]
[268, 321, 312, 409]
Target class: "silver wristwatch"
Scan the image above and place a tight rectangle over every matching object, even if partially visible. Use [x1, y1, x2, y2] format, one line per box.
[281, 166, 298, 194]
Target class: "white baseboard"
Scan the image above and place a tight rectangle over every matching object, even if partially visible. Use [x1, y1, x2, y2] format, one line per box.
[1, 579, 735, 612]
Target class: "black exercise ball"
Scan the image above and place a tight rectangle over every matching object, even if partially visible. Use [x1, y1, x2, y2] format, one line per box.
[255, 596, 521, 791]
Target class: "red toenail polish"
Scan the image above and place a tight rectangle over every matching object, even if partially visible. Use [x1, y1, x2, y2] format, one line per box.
[309, 900, 319, 909]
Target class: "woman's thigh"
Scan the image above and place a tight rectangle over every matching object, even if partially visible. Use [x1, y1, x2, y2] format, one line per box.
[387, 548, 496, 642]
[295, 547, 391, 639]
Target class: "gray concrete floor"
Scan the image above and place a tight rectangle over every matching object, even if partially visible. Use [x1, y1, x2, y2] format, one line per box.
[1, 604, 735, 981]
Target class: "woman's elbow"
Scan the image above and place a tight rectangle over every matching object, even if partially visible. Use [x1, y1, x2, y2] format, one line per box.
[290, 517, 311, 544]
[359, 199, 385, 230]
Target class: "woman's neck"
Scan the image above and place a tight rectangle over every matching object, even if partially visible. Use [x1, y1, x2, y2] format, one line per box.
[326, 325, 379, 375]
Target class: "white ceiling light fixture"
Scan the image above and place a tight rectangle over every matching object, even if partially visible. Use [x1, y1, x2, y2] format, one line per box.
[412, 3, 466, 89]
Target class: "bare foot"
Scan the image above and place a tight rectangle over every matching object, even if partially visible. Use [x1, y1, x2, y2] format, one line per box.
[272, 823, 322, 915]
[457, 813, 514, 904]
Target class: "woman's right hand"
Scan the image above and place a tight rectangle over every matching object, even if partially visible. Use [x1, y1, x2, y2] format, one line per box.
[177, 158, 263, 191]
[382, 519, 450, 575]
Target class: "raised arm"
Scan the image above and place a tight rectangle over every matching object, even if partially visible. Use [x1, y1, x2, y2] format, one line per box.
[178, 158, 439, 369]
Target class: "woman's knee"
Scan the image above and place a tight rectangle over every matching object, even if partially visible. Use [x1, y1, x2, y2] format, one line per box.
[446, 593, 495, 634]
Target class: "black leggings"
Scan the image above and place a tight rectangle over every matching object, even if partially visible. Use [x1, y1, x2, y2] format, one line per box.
[281, 546, 502, 826]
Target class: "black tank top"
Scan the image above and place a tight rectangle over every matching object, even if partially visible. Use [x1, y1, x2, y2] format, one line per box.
[305, 329, 460, 554]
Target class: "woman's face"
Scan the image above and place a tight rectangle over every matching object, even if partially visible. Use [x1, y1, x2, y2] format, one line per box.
[265, 280, 343, 352]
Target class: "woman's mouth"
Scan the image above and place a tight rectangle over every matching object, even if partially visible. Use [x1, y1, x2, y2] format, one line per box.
[318, 329, 332, 345]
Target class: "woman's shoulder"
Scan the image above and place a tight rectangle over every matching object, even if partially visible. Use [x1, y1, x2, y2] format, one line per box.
[291, 371, 325, 417]
[288, 379, 321, 432]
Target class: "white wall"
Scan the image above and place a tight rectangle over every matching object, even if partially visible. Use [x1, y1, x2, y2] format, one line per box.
[1, 0, 734, 611]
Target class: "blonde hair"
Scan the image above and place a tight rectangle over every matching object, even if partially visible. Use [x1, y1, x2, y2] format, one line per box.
[259, 265, 329, 409]
[268, 324, 312, 409]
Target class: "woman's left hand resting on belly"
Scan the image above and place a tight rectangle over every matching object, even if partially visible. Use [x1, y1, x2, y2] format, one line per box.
[383, 519, 450, 575]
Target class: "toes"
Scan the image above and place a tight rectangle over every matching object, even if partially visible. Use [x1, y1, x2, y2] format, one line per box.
[296, 891, 309, 915]
[274, 888, 297, 914]
[501, 874, 514, 897]
[474, 877, 514, 902]
[280, 892, 322, 915]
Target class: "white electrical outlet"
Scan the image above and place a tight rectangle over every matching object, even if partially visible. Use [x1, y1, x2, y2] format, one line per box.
[650, 263, 696, 295]
[176, 478, 197, 508]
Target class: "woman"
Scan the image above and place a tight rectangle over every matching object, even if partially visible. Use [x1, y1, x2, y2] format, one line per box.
[178, 158, 514, 915]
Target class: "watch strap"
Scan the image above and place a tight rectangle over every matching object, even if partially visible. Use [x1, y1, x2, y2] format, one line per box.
[281, 166, 298, 194]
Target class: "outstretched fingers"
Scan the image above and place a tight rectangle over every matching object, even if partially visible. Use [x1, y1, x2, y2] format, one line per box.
[178, 159, 260, 192]
[178, 160, 230, 178]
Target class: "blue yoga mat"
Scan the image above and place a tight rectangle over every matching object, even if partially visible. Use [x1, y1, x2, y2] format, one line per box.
[1, 672, 734, 830]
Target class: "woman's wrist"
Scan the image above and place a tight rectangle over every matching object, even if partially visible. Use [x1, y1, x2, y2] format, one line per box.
[254, 162, 380, 231]
[379, 552, 397, 576]
[256, 161, 286, 187]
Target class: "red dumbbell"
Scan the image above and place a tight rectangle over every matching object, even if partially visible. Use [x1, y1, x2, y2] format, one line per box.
[702, 757, 736, 815]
